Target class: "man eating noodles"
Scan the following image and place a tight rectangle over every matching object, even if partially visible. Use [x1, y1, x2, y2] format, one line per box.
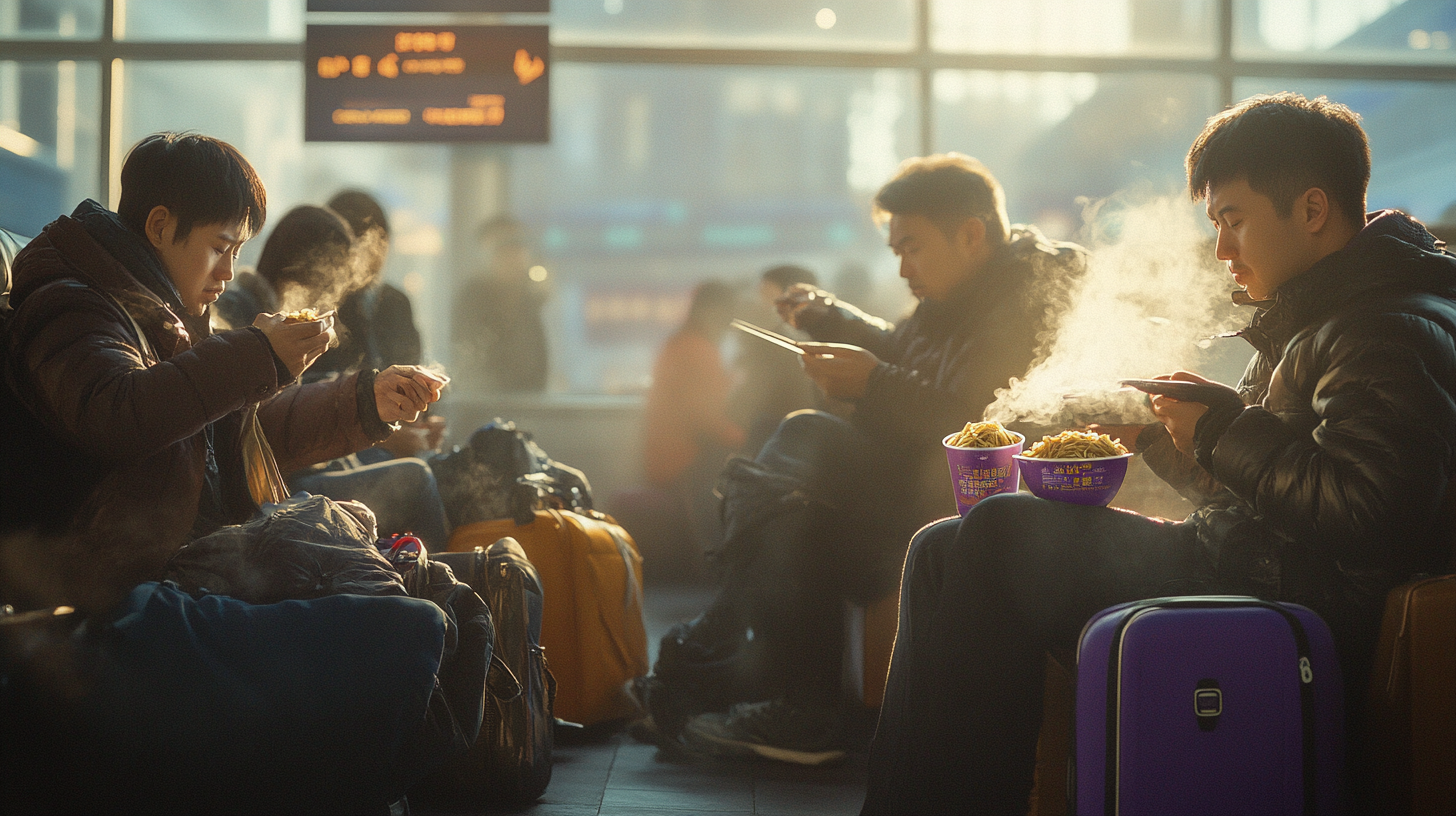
[861, 93, 1456, 814]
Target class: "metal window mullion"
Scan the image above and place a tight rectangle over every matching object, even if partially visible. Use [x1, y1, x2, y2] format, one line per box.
[917, 0, 932, 156]
[1217, 0, 1234, 108]
[98, 0, 114, 209]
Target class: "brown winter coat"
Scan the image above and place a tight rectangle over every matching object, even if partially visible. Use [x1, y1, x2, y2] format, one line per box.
[3, 214, 387, 611]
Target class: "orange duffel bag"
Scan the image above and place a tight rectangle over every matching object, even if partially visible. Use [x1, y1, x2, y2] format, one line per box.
[447, 508, 648, 726]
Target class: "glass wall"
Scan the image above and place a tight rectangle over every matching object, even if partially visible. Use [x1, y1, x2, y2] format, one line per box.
[512, 63, 920, 392]
[2, 0, 1454, 393]
[0, 59, 100, 235]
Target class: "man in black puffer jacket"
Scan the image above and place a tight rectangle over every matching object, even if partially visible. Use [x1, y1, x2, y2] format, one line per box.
[653, 156, 1084, 765]
[861, 93, 1456, 815]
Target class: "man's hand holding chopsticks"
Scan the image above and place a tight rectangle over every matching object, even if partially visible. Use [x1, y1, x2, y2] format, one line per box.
[799, 342, 881, 399]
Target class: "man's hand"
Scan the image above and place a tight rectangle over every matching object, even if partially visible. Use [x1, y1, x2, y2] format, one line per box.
[799, 342, 880, 400]
[375, 365, 449, 424]
[1147, 371, 1223, 457]
[253, 312, 335, 380]
[775, 283, 833, 329]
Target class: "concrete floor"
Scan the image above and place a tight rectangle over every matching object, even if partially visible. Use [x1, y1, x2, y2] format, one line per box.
[418, 583, 871, 816]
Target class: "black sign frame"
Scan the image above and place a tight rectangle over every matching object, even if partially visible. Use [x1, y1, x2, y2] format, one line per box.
[304, 24, 549, 143]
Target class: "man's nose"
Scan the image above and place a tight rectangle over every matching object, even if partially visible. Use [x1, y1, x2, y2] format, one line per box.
[1215, 230, 1236, 262]
[898, 256, 912, 279]
[217, 256, 236, 281]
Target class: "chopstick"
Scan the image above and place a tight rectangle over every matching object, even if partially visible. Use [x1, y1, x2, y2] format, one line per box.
[730, 319, 805, 355]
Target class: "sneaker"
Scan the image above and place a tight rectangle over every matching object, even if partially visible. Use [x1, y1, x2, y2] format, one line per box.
[682, 699, 847, 766]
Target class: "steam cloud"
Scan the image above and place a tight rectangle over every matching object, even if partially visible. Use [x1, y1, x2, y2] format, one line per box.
[275, 226, 391, 315]
[985, 194, 1243, 428]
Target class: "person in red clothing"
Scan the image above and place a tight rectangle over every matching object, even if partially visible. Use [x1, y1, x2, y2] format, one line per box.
[642, 280, 745, 550]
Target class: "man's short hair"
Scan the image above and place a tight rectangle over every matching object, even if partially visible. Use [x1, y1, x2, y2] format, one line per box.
[117, 132, 266, 242]
[1186, 93, 1369, 225]
[760, 264, 817, 290]
[327, 189, 390, 238]
[873, 154, 1010, 245]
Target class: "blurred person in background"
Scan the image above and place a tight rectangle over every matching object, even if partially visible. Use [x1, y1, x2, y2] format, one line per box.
[318, 189, 423, 376]
[452, 215, 550, 393]
[727, 264, 821, 457]
[214, 204, 354, 347]
[324, 190, 441, 465]
[639, 155, 1086, 764]
[642, 280, 745, 552]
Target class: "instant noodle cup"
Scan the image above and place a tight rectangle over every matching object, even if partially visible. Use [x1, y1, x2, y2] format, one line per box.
[1013, 452, 1133, 507]
[943, 431, 1024, 515]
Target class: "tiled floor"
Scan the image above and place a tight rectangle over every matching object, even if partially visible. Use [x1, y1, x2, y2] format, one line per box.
[418, 584, 870, 816]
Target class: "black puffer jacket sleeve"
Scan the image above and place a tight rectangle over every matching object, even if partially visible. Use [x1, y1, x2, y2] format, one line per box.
[798, 299, 898, 359]
[1205, 302, 1456, 569]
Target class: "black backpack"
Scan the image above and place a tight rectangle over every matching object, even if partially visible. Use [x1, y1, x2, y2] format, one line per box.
[425, 539, 555, 808]
[431, 419, 593, 527]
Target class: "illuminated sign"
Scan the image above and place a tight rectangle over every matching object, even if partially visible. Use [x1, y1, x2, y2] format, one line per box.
[305, 24, 548, 143]
[307, 1, 548, 11]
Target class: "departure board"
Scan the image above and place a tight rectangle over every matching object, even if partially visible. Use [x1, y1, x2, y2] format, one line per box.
[304, 24, 549, 143]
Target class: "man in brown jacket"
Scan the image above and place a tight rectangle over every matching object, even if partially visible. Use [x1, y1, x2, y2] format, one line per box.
[1, 132, 443, 613]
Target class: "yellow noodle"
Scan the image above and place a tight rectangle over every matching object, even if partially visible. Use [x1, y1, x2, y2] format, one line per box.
[947, 420, 1018, 449]
[1024, 430, 1128, 459]
[283, 308, 321, 322]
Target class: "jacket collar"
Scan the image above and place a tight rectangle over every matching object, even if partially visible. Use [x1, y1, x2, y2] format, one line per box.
[1241, 210, 1451, 356]
[69, 199, 189, 317]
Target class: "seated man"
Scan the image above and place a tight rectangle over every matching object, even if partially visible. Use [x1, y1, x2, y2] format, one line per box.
[653, 155, 1086, 763]
[861, 93, 1456, 814]
[0, 131, 445, 613]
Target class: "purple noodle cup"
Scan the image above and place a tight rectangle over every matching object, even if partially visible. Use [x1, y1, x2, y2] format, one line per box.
[943, 431, 1025, 516]
[1013, 453, 1134, 507]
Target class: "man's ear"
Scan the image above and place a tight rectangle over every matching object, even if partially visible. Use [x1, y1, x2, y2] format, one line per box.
[1297, 187, 1331, 235]
[143, 205, 175, 249]
[955, 216, 987, 254]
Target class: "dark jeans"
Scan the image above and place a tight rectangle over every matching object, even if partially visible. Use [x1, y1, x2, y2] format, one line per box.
[862, 493, 1213, 815]
[291, 457, 451, 551]
[706, 411, 930, 709]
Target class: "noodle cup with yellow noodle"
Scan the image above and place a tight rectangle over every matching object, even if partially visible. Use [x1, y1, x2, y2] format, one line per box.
[943, 421, 1025, 515]
[1013, 430, 1133, 507]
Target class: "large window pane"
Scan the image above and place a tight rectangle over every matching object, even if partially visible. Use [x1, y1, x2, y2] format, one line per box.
[1234, 78, 1456, 223]
[120, 0, 304, 42]
[120, 61, 454, 364]
[0, 59, 100, 235]
[1234, 0, 1456, 63]
[934, 70, 1219, 236]
[510, 63, 921, 393]
[0, 0, 103, 39]
[551, 0, 914, 51]
[933, 0, 1216, 57]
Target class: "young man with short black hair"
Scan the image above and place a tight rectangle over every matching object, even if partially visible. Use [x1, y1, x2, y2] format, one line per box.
[1, 132, 444, 612]
[861, 93, 1456, 815]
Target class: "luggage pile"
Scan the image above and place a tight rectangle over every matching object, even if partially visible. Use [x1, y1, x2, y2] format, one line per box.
[431, 420, 650, 730]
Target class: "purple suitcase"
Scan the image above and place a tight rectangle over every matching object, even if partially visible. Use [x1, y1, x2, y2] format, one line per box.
[1074, 596, 1344, 815]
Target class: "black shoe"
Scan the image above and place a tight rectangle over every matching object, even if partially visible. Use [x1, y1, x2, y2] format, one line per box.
[682, 699, 847, 766]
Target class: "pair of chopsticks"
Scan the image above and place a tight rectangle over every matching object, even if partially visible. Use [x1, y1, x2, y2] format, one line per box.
[731, 319, 805, 355]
